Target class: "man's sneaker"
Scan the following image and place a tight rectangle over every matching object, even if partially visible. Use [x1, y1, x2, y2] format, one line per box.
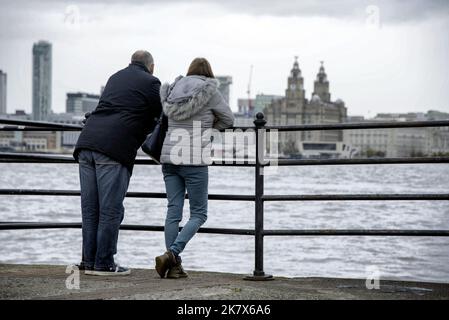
[155, 251, 177, 278]
[71, 262, 94, 274]
[87, 264, 131, 276]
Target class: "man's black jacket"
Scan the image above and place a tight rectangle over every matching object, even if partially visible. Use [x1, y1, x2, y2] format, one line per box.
[74, 62, 162, 173]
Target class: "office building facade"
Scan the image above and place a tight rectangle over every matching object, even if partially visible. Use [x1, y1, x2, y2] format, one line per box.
[66, 92, 100, 114]
[32, 41, 52, 120]
[0, 70, 6, 114]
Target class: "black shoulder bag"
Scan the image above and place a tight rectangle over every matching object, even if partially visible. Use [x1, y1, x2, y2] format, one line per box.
[141, 112, 168, 164]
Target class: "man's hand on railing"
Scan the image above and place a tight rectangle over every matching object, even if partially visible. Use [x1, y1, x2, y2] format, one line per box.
[82, 112, 91, 126]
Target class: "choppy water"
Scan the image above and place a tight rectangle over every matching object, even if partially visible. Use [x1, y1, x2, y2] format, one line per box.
[1, 162, 448, 283]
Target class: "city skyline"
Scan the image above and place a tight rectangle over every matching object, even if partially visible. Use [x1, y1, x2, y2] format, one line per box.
[0, 0, 448, 116]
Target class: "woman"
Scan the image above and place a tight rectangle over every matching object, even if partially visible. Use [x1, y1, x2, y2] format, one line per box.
[155, 58, 234, 279]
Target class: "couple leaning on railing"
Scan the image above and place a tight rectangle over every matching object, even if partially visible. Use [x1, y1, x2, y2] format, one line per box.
[73, 50, 235, 278]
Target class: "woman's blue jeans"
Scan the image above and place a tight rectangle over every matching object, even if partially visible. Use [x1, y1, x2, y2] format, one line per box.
[162, 164, 208, 256]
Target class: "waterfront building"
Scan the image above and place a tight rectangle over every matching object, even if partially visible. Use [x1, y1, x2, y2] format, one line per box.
[66, 92, 100, 115]
[254, 94, 283, 115]
[0, 70, 6, 115]
[0, 130, 61, 153]
[237, 98, 255, 116]
[32, 41, 52, 121]
[47, 113, 84, 150]
[216, 76, 232, 106]
[344, 111, 449, 157]
[264, 58, 347, 157]
[0, 112, 83, 153]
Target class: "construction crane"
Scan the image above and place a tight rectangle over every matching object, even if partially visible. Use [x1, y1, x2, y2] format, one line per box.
[246, 65, 253, 116]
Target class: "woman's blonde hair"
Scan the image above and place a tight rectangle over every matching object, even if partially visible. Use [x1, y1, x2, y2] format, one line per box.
[186, 57, 215, 78]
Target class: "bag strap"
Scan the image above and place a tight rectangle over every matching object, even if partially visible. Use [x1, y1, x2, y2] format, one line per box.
[155, 111, 164, 124]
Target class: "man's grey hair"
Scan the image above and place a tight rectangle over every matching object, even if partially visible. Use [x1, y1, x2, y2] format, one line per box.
[131, 50, 154, 67]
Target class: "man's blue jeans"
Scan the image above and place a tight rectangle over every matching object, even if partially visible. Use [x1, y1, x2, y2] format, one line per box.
[78, 150, 130, 269]
[162, 164, 208, 256]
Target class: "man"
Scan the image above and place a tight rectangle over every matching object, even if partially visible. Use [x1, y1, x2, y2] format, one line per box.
[73, 51, 162, 276]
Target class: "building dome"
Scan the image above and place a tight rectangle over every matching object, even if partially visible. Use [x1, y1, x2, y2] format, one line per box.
[335, 98, 345, 106]
[311, 94, 321, 102]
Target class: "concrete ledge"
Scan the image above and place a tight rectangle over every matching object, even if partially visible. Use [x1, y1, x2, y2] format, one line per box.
[1, 264, 448, 300]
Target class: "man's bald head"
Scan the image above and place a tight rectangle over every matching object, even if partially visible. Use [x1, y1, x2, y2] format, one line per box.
[131, 50, 154, 74]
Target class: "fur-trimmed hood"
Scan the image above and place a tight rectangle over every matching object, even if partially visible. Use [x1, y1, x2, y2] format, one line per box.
[160, 75, 219, 121]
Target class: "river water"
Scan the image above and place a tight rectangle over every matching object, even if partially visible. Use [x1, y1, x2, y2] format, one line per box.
[1, 162, 448, 282]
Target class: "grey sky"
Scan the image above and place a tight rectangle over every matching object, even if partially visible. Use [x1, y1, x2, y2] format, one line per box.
[0, 0, 448, 116]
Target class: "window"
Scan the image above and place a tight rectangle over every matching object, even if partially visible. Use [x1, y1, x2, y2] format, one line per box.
[303, 143, 336, 151]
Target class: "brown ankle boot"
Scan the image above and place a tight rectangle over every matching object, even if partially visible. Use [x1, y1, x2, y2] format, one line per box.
[167, 256, 188, 279]
[155, 251, 176, 278]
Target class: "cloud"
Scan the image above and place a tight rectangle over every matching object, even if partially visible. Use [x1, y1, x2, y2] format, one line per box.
[3, 0, 448, 23]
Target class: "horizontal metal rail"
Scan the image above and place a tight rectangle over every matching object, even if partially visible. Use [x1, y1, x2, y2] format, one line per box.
[0, 127, 78, 132]
[263, 230, 449, 236]
[2, 118, 449, 132]
[0, 153, 256, 166]
[0, 222, 255, 235]
[0, 152, 156, 164]
[0, 118, 82, 130]
[0, 125, 254, 132]
[275, 157, 449, 166]
[2, 152, 449, 167]
[1, 189, 448, 202]
[264, 120, 449, 132]
[0, 189, 255, 201]
[262, 194, 449, 201]
[0, 222, 447, 237]
[0, 118, 250, 132]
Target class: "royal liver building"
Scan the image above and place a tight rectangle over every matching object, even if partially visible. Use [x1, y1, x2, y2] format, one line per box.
[264, 57, 347, 157]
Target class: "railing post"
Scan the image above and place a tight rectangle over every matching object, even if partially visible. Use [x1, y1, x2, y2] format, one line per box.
[245, 112, 273, 281]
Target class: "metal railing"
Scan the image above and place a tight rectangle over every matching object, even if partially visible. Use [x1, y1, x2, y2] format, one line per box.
[1, 114, 449, 280]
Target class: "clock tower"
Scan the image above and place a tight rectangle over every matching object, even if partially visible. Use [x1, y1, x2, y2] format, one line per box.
[313, 61, 331, 102]
[286, 56, 306, 112]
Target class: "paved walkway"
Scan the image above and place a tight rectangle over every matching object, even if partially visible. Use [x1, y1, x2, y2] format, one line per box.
[1, 264, 448, 300]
